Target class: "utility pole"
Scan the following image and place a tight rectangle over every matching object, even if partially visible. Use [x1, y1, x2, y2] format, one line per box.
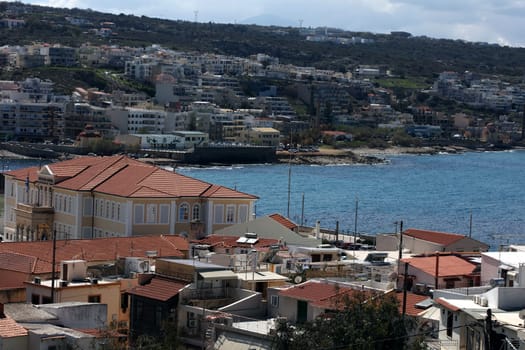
[51, 230, 57, 303]
[402, 262, 409, 318]
[300, 193, 304, 226]
[353, 198, 358, 245]
[469, 210, 473, 238]
[397, 220, 404, 262]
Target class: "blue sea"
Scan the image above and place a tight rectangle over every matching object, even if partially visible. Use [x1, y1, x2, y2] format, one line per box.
[4, 151, 525, 248]
[177, 150, 525, 248]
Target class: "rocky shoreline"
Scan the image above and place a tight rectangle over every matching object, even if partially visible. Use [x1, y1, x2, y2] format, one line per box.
[276, 144, 519, 166]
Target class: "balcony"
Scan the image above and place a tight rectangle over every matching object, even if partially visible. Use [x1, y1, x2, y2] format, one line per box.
[14, 203, 54, 228]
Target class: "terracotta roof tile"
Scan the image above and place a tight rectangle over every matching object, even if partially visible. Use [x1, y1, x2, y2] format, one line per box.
[0, 235, 187, 275]
[403, 229, 465, 246]
[127, 276, 187, 301]
[0, 316, 28, 338]
[0, 252, 36, 273]
[0, 271, 29, 290]
[401, 255, 476, 277]
[4, 155, 256, 200]
[395, 292, 430, 316]
[269, 213, 297, 230]
[280, 280, 336, 301]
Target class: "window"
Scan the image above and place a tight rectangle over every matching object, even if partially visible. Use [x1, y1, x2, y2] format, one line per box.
[192, 204, 200, 221]
[83, 197, 93, 216]
[226, 205, 235, 223]
[121, 293, 129, 311]
[238, 205, 248, 223]
[179, 203, 189, 222]
[271, 295, 279, 307]
[134, 204, 144, 224]
[147, 204, 157, 224]
[88, 295, 101, 303]
[159, 204, 169, 224]
[214, 205, 224, 224]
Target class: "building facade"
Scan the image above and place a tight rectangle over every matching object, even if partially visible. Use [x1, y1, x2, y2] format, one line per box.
[3, 155, 257, 241]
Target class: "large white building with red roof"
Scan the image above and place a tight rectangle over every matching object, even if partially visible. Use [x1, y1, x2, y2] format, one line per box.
[3, 155, 258, 242]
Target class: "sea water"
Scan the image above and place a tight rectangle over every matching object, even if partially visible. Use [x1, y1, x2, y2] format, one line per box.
[4, 151, 525, 247]
[178, 150, 525, 247]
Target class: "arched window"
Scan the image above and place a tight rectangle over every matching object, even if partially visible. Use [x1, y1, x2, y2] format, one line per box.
[179, 203, 189, 222]
[192, 204, 200, 221]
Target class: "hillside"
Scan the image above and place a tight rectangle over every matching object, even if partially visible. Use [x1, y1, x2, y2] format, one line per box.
[2, 1, 525, 81]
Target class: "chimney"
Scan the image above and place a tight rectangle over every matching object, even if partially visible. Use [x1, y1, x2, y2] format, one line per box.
[0, 303, 5, 318]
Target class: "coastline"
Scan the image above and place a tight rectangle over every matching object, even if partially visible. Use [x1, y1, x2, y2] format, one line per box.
[276, 144, 519, 166]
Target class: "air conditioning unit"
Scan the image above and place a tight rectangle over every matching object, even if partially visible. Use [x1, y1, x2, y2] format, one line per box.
[125, 257, 150, 275]
[480, 297, 488, 307]
[61, 260, 88, 282]
[188, 319, 197, 328]
[473, 295, 480, 305]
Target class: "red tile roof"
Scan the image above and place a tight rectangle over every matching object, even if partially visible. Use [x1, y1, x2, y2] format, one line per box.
[0, 235, 188, 275]
[0, 271, 29, 290]
[279, 280, 367, 310]
[403, 229, 465, 246]
[395, 292, 430, 316]
[5, 155, 257, 200]
[269, 213, 297, 230]
[0, 316, 28, 338]
[191, 235, 279, 249]
[127, 276, 187, 301]
[401, 255, 476, 277]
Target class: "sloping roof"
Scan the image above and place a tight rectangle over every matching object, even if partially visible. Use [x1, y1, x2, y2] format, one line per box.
[5, 155, 257, 200]
[0, 252, 37, 273]
[127, 276, 187, 301]
[269, 213, 298, 230]
[215, 216, 320, 248]
[403, 228, 465, 246]
[435, 297, 461, 312]
[395, 292, 431, 316]
[0, 270, 29, 290]
[0, 316, 28, 338]
[0, 235, 188, 275]
[279, 280, 364, 310]
[401, 255, 477, 277]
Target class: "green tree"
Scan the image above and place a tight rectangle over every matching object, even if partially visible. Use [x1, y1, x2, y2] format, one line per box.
[272, 291, 413, 350]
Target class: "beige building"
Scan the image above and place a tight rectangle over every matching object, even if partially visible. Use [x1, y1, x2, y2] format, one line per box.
[25, 259, 135, 328]
[3, 155, 257, 242]
[244, 127, 280, 147]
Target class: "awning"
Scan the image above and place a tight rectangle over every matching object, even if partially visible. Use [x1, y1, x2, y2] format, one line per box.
[199, 270, 238, 280]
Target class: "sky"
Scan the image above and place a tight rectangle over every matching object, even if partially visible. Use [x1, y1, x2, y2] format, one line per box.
[11, 0, 525, 47]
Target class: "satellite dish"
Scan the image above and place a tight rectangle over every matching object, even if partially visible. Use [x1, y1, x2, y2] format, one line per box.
[519, 309, 525, 320]
[294, 275, 303, 284]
